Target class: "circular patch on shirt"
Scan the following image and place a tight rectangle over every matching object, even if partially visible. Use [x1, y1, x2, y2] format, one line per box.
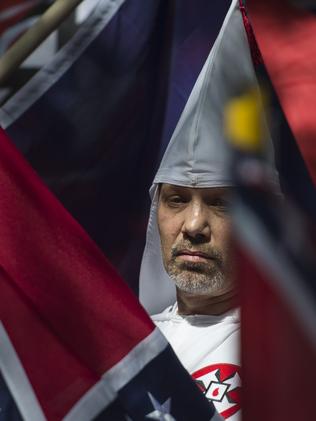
[192, 363, 241, 419]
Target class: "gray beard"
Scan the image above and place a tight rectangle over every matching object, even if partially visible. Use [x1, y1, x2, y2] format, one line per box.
[167, 260, 227, 295]
[165, 242, 230, 296]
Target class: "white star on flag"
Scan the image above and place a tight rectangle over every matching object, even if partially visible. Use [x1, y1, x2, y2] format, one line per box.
[146, 392, 175, 421]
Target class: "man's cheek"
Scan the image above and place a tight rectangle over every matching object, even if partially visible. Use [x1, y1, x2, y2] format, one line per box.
[165, 238, 173, 258]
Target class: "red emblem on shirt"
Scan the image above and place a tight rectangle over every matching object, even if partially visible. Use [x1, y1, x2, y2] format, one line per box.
[192, 363, 241, 419]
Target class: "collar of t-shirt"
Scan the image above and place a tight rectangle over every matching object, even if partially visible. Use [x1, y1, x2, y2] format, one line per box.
[152, 303, 240, 327]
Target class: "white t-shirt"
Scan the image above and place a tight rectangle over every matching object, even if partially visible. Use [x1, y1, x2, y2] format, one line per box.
[152, 304, 241, 420]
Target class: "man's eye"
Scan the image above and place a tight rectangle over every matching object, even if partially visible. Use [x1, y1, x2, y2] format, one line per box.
[167, 196, 186, 206]
[208, 199, 230, 210]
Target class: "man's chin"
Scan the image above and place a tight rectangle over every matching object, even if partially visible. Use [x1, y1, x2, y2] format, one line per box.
[169, 271, 226, 296]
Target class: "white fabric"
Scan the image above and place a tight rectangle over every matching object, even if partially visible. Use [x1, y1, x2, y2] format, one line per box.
[0, 323, 46, 421]
[153, 306, 241, 420]
[139, 0, 279, 315]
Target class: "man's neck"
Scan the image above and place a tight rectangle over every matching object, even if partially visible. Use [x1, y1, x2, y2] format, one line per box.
[176, 289, 238, 316]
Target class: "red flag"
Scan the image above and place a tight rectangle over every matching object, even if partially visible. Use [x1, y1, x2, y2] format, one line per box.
[235, 3, 316, 420]
[247, 0, 316, 183]
[0, 126, 153, 419]
[238, 247, 315, 421]
[0, 127, 218, 420]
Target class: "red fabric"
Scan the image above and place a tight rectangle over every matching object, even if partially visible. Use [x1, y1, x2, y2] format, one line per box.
[247, 0, 316, 184]
[0, 0, 29, 12]
[238, 0, 262, 67]
[1, 268, 97, 420]
[0, 128, 154, 419]
[0, 1, 41, 36]
[237, 246, 316, 421]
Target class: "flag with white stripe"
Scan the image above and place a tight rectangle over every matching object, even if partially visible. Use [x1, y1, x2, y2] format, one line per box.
[227, 3, 316, 419]
[0, 0, 232, 296]
[0, 127, 221, 420]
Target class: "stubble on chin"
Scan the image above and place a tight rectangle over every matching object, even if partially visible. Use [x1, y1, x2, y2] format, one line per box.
[165, 246, 231, 296]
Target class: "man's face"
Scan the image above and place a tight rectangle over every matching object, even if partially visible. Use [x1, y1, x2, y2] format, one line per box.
[157, 183, 234, 297]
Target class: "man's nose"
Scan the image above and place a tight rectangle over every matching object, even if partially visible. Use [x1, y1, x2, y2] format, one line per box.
[181, 203, 210, 240]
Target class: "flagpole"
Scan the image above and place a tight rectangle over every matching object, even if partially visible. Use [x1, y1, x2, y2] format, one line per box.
[0, 0, 85, 86]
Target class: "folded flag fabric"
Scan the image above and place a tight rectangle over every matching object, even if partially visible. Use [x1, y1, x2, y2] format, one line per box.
[246, 0, 316, 183]
[0, 0, 232, 295]
[0, 127, 221, 420]
[228, 3, 316, 419]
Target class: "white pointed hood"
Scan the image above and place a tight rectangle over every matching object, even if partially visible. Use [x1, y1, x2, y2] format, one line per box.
[139, 0, 279, 314]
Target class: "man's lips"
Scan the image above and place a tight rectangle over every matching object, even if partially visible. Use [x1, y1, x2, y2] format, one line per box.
[175, 250, 213, 263]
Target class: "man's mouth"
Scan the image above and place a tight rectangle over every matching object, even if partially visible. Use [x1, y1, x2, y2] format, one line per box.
[175, 249, 214, 263]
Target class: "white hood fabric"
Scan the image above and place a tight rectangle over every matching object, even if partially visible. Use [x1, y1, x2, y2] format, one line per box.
[139, 0, 279, 314]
